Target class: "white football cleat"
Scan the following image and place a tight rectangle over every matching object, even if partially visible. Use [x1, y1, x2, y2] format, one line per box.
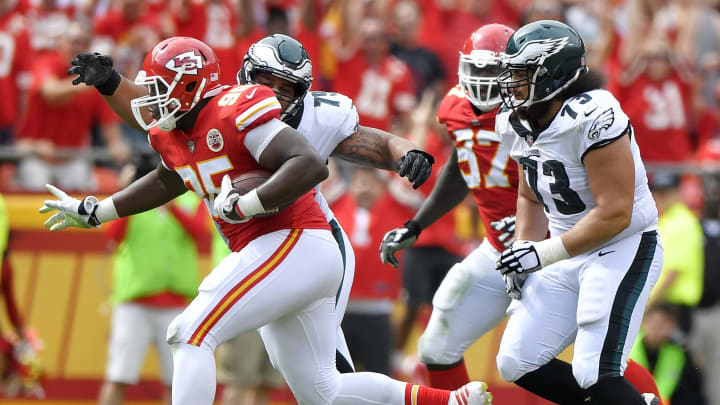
[449, 381, 492, 405]
[642, 393, 660, 405]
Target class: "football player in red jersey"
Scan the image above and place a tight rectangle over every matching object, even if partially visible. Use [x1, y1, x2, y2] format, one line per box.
[380, 23, 662, 405]
[381, 23, 519, 391]
[40, 37, 494, 405]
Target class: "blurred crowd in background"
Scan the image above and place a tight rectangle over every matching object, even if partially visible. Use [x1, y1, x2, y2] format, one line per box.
[2, 0, 720, 404]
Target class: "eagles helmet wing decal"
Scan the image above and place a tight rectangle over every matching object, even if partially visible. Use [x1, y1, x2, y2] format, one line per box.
[165, 51, 204, 75]
[506, 37, 569, 65]
[588, 107, 615, 140]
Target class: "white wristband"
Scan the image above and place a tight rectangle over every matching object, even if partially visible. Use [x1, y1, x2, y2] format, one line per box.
[533, 237, 569, 267]
[95, 197, 120, 223]
[235, 189, 266, 218]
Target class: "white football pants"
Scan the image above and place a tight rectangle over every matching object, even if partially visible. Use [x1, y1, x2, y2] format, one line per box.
[496, 230, 663, 388]
[418, 239, 510, 365]
[167, 229, 408, 405]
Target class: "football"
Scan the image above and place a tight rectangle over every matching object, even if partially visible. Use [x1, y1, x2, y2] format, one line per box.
[232, 169, 272, 195]
[231, 169, 290, 216]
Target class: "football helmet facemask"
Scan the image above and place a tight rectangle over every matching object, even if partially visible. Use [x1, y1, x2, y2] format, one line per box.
[458, 24, 515, 112]
[497, 20, 587, 110]
[130, 37, 223, 132]
[238, 34, 312, 121]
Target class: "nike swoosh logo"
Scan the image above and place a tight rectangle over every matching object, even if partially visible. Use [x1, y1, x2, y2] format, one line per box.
[598, 250, 615, 256]
[583, 106, 598, 116]
[246, 87, 258, 99]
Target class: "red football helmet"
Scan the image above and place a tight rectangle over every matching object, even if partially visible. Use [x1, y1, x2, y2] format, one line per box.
[458, 24, 515, 111]
[131, 37, 223, 131]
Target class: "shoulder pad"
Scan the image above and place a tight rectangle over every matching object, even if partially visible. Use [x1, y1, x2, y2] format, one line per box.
[303, 91, 358, 137]
[223, 85, 281, 131]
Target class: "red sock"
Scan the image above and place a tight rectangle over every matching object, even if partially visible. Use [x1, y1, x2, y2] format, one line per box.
[405, 383, 451, 405]
[625, 359, 663, 404]
[427, 360, 470, 390]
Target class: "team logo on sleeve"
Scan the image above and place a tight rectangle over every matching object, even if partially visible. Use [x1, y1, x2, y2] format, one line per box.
[206, 129, 224, 152]
[165, 51, 204, 75]
[588, 108, 615, 140]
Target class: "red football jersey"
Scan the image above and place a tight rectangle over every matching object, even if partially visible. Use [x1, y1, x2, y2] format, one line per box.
[437, 85, 519, 252]
[148, 85, 329, 252]
[610, 72, 692, 163]
[0, 9, 31, 128]
[333, 53, 415, 131]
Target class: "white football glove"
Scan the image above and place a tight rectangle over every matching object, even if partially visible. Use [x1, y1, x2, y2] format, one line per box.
[39, 184, 100, 231]
[495, 240, 543, 275]
[213, 175, 251, 224]
[379, 220, 422, 268]
[491, 215, 516, 248]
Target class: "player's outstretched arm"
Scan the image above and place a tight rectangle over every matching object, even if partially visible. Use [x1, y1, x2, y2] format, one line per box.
[332, 125, 434, 189]
[379, 150, 467, 268]
[67, 53, 150, 132]
[412, 150, 468, 229]
[39, 164, 188, 231]
[254, 127, 328, 209]
[112, 163, 189, 217]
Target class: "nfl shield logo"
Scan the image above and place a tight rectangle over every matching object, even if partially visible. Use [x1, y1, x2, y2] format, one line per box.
[206, 129, 224, 152]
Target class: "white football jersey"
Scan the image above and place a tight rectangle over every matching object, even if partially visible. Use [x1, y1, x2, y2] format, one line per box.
[296, 90, 359, 221]
[496, 89, 658, 243]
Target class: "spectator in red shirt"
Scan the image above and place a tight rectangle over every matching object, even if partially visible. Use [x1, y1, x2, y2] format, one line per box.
[0, 1, 32, 145]
[333, 17, 416, 133]
[15, 22, 128, 192]
[172, 0, 251, 85]
[416, 0, 524, 88]
[25, 0, 75, 57]
[609, 36, 694, 163]
[333, 167, 401, 376]
[389, 1, 446, 100]
[92, 0, 163, 77]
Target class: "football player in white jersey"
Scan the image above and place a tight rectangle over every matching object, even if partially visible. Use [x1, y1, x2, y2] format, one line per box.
[237, 34, 436, 371]
[493, 20, 663, 405]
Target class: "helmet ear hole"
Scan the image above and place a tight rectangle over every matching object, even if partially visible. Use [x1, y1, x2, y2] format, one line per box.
[186, 81, 197, 92]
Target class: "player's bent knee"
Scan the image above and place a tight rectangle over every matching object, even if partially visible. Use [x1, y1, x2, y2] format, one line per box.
[571, 360, 599, 389]
[418, 313, 460, 365]
[166, 315, 182, 345]
[496, 353, 527, 382]
[165, 313, 218, 350]
[289, 366, 340, 405]
[431, 262, 471, 311]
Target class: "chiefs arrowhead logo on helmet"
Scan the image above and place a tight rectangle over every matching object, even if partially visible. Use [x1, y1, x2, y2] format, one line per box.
[165, 51, 204, 75]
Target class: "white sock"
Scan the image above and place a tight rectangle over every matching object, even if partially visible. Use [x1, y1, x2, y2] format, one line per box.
[170, 343, 217, 405]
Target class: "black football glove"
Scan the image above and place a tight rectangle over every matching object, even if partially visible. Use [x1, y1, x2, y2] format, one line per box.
[67, 52, 121, 95]
[397, 149, 434, 189]
[379, 220, 422, 268]
[495, 240, 543, 275]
